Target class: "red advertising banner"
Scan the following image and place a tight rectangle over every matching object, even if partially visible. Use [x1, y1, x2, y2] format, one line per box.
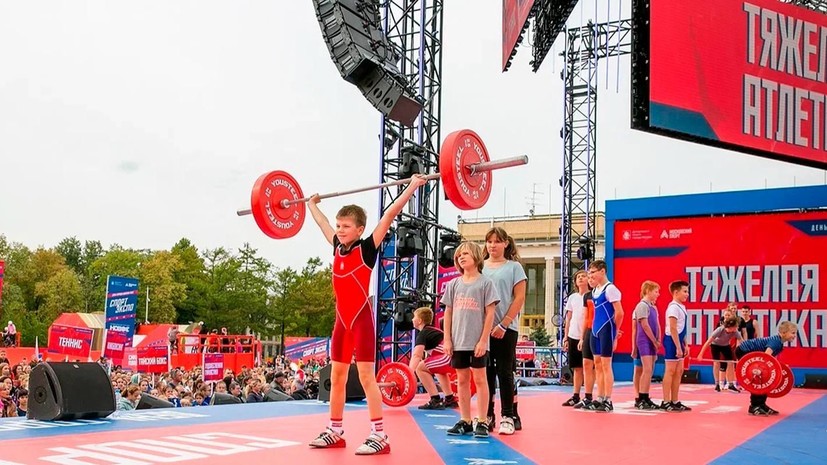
[516, 341, 536, 361]
[636, 0, 827, 168]
[136, 346, 170, 374]
[203, 353, 224, 382]
[47, 324, 94, 358]
[103, 329, 128, 360]
[613, 211, 827, 368]
[502, 0, 535, 71]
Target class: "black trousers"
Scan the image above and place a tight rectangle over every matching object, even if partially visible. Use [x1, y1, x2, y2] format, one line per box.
[486, 329, 519, 418]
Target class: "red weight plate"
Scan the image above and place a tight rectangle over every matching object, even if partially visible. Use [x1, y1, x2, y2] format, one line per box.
[250, 170, 306, 239]
[439, 129, 492, 210]
[377, 362, 416, 407]
[448, 370, 477, 403]
[736, 352, 782, 395]
[767, 363, 795, 398]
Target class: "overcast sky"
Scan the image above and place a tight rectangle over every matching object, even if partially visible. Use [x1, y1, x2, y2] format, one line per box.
[1, 1, 825, 270]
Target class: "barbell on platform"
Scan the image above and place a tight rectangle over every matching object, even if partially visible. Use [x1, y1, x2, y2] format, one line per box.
[690, 354, 794, 397]
[236, 129, 529, 239]
[374, 362, 476, 407]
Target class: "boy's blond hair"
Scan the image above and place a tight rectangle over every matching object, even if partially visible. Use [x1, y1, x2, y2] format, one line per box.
[414, 307, 434, 325]
[336, 205, 367, 227]
[453, 242, 484, 273]
[640, 280, 660, 298]
[778, 321, 797, 334]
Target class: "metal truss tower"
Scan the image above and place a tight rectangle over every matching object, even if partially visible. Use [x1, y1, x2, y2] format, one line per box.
[787, 0, 827, 13]
[375, 0, 444, 364]
[557, 20, 632, 351]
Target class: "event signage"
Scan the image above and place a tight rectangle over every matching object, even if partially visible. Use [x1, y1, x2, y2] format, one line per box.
[48, 324, 94, 358]
[613, 211, 827, 367]
[104, 275, 140, 347]
[633, 0, 827, 168]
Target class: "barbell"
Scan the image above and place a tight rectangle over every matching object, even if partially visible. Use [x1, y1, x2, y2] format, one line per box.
[236, 129, 529, 239]
[375, 362, 477, 407]
[690, 354, 794, 397]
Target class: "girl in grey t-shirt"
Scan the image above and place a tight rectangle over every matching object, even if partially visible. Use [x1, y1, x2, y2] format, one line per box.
[442, 241, 499, 438]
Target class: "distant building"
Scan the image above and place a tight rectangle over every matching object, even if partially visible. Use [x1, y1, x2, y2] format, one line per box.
[456, 212, 606, 339]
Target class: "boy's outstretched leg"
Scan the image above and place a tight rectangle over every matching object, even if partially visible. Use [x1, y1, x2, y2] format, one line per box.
[354, 361, 391, 455]
[309, 361, 349, 449]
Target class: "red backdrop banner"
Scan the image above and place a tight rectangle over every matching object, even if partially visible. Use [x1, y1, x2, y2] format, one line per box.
[643, 0, 827, 168]
[613, 211, 827, 368]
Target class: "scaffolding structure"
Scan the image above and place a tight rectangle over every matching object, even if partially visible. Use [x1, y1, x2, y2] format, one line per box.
[374, 0, 444, 364]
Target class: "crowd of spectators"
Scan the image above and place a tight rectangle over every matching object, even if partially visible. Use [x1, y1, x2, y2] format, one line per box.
[0, 348, 328, 417]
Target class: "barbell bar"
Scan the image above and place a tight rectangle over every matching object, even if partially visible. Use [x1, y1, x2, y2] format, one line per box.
[236, 129, 529, 239]
[236, 155, 527, 216]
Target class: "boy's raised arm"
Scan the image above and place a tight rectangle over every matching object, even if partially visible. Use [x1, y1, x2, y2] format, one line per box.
[308, 194, 335, 246]
[372, 174, 427, 247]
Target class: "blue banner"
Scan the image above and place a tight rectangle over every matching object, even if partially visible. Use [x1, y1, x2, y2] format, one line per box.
[104, 275, 139, 347]
[284, 337, 330, 363]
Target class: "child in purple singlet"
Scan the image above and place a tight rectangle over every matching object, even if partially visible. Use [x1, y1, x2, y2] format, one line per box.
[631, 281, 662, 410]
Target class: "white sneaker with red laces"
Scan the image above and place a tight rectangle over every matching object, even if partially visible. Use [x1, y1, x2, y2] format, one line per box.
[309, 428, 346, 449]
[355, 433, 391, 455]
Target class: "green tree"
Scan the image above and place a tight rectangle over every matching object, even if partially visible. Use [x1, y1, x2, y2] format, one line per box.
[270, 266, 301, 347]
[78, 240, 105, 311]
[54, 237, 83, 275]
[34, 267, 84, 324]
[140, 250, 187, 323]
[530, 325, 552, 347]
[170, 238, 206, 324]
[199, 247, 243, 331]
[294, 257, 335, 337]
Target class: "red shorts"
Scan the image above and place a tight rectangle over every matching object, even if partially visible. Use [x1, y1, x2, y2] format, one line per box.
[424, 352, 453, 375]
[330, 303, 376, 363]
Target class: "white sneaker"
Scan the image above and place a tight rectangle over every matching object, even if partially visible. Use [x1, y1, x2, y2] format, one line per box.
[497, 417, 515, 435]
[354, 433, 390, 455]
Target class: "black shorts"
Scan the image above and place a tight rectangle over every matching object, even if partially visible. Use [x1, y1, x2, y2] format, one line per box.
[711, 344, 735, 371]
[581, 331, 594, 361]
[451, 350, 488, 369]
[567, 337, 583, 369]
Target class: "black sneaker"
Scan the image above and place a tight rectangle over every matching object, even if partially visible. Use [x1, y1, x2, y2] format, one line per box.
[562, 396, 581, 407]
[443, 397, 458, 409]
[585, 400, 604, 411]
[473, 419, 489, 438]
[513, 416, 522, 431]
[640, 398, 660, 410]
[634, 399, 642, 409]
[447, 420, 473, 435]
[668, 401, 691, 412]
[749, 405, 770, 416]
[658, 401, 672, 410]
[727, 385, 740, 393]
[715, 384, 721, 392]
[573, 399, 591, 409]
[762, 405, 779, 415]
[418, 398, 445, 410]
[485, 415, 496, 432]
[598, 400, 613, 412]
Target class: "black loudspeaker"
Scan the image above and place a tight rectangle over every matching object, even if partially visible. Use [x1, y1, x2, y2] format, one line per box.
[136, 393, 175, 410]
[28, 362, 115, 421]
[210, 392, 244, 406]
[803, 373, 827, 389]
[265, 389, 295, 402]
[312, 0, 422, 125]
[318, 363, 366, 402]
[681, 369, 701, 384]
